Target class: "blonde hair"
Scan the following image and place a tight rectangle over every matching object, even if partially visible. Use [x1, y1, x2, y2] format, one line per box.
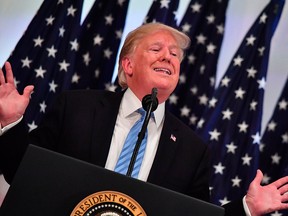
[117, 23, 191, 89]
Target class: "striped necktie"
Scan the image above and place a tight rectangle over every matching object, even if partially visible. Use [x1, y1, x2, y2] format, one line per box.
[114, 108, 148, 178]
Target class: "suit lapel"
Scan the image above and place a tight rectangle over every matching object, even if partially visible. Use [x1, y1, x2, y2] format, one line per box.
[89, 91, 124, 166]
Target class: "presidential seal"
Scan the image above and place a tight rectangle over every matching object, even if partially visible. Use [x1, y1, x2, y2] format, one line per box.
[70, 191, 147, 216]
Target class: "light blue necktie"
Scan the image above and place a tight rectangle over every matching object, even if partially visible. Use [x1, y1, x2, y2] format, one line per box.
[114, 108, 148, 178]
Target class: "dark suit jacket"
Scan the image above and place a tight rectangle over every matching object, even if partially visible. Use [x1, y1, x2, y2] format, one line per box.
[0, 89, 245, 215]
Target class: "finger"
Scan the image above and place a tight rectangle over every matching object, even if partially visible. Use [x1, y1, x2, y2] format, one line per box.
[278, 182, 288, 195]
[23, 85, 34, 98]
[282, 192, 288, 203]
[0, 66, 5, 84]
[252, 169, 263, 185]
[5, 62, 15, 86]
[272, 176, 288, 189]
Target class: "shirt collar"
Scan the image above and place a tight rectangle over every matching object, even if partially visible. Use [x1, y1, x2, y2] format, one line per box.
[121, 88, 165, 128]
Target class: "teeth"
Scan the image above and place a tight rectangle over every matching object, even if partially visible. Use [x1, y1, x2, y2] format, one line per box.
[154, 68, 171, 75]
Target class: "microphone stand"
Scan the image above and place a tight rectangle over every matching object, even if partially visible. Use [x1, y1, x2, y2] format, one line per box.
[126, 88, 158, 177]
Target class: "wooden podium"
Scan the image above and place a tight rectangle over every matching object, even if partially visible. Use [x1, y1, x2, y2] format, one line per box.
[0, 145, 224, 216]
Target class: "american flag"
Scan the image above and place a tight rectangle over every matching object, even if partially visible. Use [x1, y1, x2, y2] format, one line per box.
[3, 0, 83, 130]
[143, 0, 179, 27]
[70, 0, 130, 92]
[167, 0, 229, 131]
[260, 77, 288, 216]
[196, 0, 285, 205]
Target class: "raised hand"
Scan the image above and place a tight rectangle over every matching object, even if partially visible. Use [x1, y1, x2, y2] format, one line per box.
[246, 169, 288, 216]
[0, 62, 34, 127]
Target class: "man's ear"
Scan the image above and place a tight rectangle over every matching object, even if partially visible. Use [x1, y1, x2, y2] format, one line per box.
[121, 57, 133, 76]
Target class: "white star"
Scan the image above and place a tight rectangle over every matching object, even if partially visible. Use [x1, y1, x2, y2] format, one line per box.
[258, 46, 265, 56]
[169, 94, 178, 105]
[67, 5, 77, 16]
[267, 120, 277, 131]
[226, 142, 237, 154]
[115, 29, 123, 39]
[160, 0, 170, 8]
[247, 66, 257, 78]
[93, 34, 104, 46]
[246, 34, 256, 46]
[83, 52, 91, 66]
[209, 129, 221, 141]
[46, 45, 58, 58]
[70, 39, 79, 51]
[104, 48, 113, 59]
[198, 94, 209, 105]
[49, 80, 58, 93]
[231, 176, 242, 187]
[181, 23, 191, 33]
[39, 101, 47, 113]
[189, 114, 198, 125]
[278, 99, 288, 110]
[222, 108, 233, 120]
[196, 34, 206, 44]
[14, 78, 20, 89]
[105, 83, 118, 92]
[190, 86, 198, 95]
[250, 100, 258, 111]
[219, 197, 230, 206]
[221, 76, 230, 87]
[179, 74, 186, 84]
[206, 42, 216, 54]
[234, 87, 246, 99]
[259, 13, 268, 23]
[58, 60, 70, 72]
[105, 14, 114, 25]
[180, 106, 190, 117]
[33, 36, 44, 47]
[252, 132, 261, 145]
[46, 15, 55, 25]
[35, 66, 46, 78]
[206, 14, 215, 24]
[271, 153, 281, 165]
[257, 77, 266, 89]
[242, 153, 252, 166]
[71, 73, 80, 83]
[187, 54, 196, 64]
[191, 2, 202, 13]
[282, 132, 288, 143]
[262, 173, 271, 184]
[59, 25, 65, 37]
[21, 57, 32, 68]
[214, 162, 225, 174]
[209, 97, 217, 107]
[233, 55, 244, 66]
[197, 118, 205, 129]
[216, 24, 224, 34]
[200, 65, 206, 74]
[95, 69, 100, 78]
[238, 121, 249, 133]
[27, 121, 38, 132]
[271, 211, 283, 216]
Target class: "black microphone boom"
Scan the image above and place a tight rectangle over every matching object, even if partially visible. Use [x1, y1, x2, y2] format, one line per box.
[126, 88, 159, 177]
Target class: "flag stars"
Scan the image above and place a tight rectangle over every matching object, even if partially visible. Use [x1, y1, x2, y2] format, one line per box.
[191, 2, 202, 13]
[257, 77, 266, 89]
[160, 0, 170, 8]
[246, 34, 256, 46]
[46, 45, 58, 58]
[271, 153, 281, 164]
[179, 74, 186, 84]
[189, 114, 198, 125]
[262, 173, 271, 185]
[206, 42, 216, 54]
[21, 57, 32, 68]
[115, 29, 123, 39]
[259, 13, 268, 23]
[282, 132, 288, 143]
[70, 39, 79, 51]
[58, 25, 65, 37]
[28, 121, 38, 132]
[169, 94, 178, 105]
[233, 55, 244, 66]
[35, 66, 46, 78]
[67, 5, 77, 17]
[258, 46, 265, 56]
[180, 106, 190, 117]
[104, 48, 113, 59]
[209, 97, 217, 107]
[181, 23, 192, 33]
[197, 118, 205, 129]
[49, 80, 58, 93]
[252, 132, 261, 145]
[234, 87, 246, 99]
[206, 14, 216, 24]
[33, 36, 44, 47]
[198, 94, 209, 105]
[39, 101, 47, 113]
[231, 176, 242, 187]
[83, 52, 91, 66]
[187, 54, 196, 64]
[190, 86, 198, 95]
[214, 162, 225, 174]
[196, 33, 207, 45]
[238, 121, 249, 133]
[247, 66, 257, 78]
[95, 69, 100, 78]
[221, 76, 230, 87]
[278, 99, 288, 110]
[242, 153, 252, 166]
[46, 15, 55, 25]
[209, 129, 221, 141]
[72, 73, 80, 83]
[216, 24, 224, 34]
[226, 142, 237, 154]
[105, 14, 114, 25]
[250, 100, 258, 111]
[219, 197, 230, 206]
[267, 120, 277, 131]
[93, 34, 104, 46]
[222, 108, 233, 120]
[58, 60, 70, 72]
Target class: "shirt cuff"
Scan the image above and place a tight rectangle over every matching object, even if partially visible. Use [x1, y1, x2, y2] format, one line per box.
[243, 195, 252, 216]
[0, 116, 23, 136]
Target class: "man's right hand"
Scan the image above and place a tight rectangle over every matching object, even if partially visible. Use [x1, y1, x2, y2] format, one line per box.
[0, 62, 34, 127]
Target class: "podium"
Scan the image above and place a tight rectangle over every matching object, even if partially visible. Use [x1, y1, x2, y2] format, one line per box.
[0, 145, 224, 216]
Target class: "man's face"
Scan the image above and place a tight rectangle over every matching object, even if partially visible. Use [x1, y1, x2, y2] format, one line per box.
[123, 30, 182, 103]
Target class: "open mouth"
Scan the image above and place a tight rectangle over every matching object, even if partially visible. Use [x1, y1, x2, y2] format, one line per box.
[154, 68, 172, 75]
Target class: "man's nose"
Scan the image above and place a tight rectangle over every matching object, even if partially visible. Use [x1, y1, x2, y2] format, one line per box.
[160, 48, 171, 62]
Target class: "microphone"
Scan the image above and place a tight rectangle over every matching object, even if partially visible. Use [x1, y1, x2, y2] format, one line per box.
[126, 88, 158, 177]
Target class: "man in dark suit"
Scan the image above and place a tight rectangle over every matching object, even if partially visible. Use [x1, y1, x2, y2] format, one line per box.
[0, 23, 288, 216]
